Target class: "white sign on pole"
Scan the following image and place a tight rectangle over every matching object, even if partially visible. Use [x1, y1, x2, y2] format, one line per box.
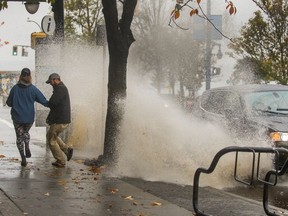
[192, 15, 222, 40]
[41, 15, 56, 35]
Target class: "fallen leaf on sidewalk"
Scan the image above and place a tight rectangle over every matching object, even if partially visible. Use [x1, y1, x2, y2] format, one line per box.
[49, 172, 62, 177]
[57, 179, 68, 187]
[75, 159, 84, 164]
[72, 176, 80, 181]
[110, 188, 119, 194]
[0, 155, 5, 158]
[151, 201, 162, 206]
[133, 201, 139, 206]
[0, 141, 4, 145]
[96, 194, 102, 203]
[123, 195, 134, 200]
[44, 192, 50, 196]
[88, 166, 102, 174]
[73, 181, 80, 185]
[138, 211, 149, 216]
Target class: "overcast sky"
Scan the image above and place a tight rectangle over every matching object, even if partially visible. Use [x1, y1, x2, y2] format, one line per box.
[0, 2, 50, 71]
[0, 0, 258, 71]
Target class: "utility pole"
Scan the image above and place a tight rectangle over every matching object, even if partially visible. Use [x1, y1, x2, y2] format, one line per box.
[205, 0, 212, 90]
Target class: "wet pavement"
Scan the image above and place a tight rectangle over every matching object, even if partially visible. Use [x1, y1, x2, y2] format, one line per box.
[1, 105, 288, 215]
[0, 141, 192, 216]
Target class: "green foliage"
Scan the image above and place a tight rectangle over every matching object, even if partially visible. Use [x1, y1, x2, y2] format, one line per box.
[0, 1, 8, 11]
[64, 0, 103, 44]
[229, 0, 288, 85]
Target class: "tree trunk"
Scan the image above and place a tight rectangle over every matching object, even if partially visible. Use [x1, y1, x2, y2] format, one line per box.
[101, 0, 136, 165]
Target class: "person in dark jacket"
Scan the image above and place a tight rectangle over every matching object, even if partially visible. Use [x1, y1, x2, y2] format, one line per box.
[46, 73, 73, 168]
[6, 68, 49, 167]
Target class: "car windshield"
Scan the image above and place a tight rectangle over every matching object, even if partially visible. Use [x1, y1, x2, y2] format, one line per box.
[243, 90, 288, 116]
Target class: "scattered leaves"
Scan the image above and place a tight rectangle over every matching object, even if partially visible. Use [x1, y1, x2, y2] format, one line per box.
[190, 9, 198, 17]
[57, 179, 68, 187]
[132, 201, 139, 206]
[124, 195, 134, 200]
[109, 188, 119, 194]
[174, 10, 180, 19]
[0, 155, 5, 158]
[138, 212, 149, 216]
[88, 166, 103, 175]
[74, 159, 84, 164]
[151, 201, 162, 206]
[226, 1, 237, 15]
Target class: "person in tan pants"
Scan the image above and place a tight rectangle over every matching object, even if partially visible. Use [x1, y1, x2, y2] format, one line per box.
[46, 73, 73, 167]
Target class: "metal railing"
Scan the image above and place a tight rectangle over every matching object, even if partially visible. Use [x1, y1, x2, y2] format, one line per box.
[193, 146, 288, 216]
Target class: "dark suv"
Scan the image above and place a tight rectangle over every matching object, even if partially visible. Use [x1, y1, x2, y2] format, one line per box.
[192, 84, 288, 169]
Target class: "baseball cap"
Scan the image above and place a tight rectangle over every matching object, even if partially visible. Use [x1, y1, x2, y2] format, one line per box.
[21, 68, 31, 76]
[46, 73, 61, 84]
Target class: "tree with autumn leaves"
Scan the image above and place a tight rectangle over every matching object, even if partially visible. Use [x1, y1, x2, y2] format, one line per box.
[170, 0, 236, 24]
[229, 0, 288, 85]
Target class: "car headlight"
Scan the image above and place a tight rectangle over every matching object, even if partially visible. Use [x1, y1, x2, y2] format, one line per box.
[270, 132, 288, 142]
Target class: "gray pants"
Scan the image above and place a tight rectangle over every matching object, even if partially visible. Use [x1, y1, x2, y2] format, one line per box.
[46, 124, 70, 165]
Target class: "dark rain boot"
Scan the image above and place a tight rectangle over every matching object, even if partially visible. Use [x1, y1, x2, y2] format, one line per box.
[20, 151, 27, 167]
[25, 144, 31, 158]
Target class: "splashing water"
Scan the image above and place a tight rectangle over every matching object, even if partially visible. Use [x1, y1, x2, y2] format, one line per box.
[113, 73, 273, 187]
[42, 44, 273, 188]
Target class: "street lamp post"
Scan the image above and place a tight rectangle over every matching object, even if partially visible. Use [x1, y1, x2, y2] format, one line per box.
[205, 0, 223, 90]
[205, 0, 212, 90]
[27, 17, 42, 31]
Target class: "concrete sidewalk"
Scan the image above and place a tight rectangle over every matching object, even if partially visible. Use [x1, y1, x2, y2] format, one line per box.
[0, 142, 193, 216]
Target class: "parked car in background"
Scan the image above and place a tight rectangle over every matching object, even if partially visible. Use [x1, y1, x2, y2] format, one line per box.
[192, 84, 288, 169]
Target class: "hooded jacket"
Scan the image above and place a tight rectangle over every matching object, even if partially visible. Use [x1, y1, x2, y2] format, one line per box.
[6, 81, 49, 124]
[46, 82, 71, 125]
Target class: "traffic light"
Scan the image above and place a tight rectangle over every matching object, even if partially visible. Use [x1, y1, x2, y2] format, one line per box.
[22, 47, 28, 57]
[12, 45, 17, 56]
[211, 67, 221, 76]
